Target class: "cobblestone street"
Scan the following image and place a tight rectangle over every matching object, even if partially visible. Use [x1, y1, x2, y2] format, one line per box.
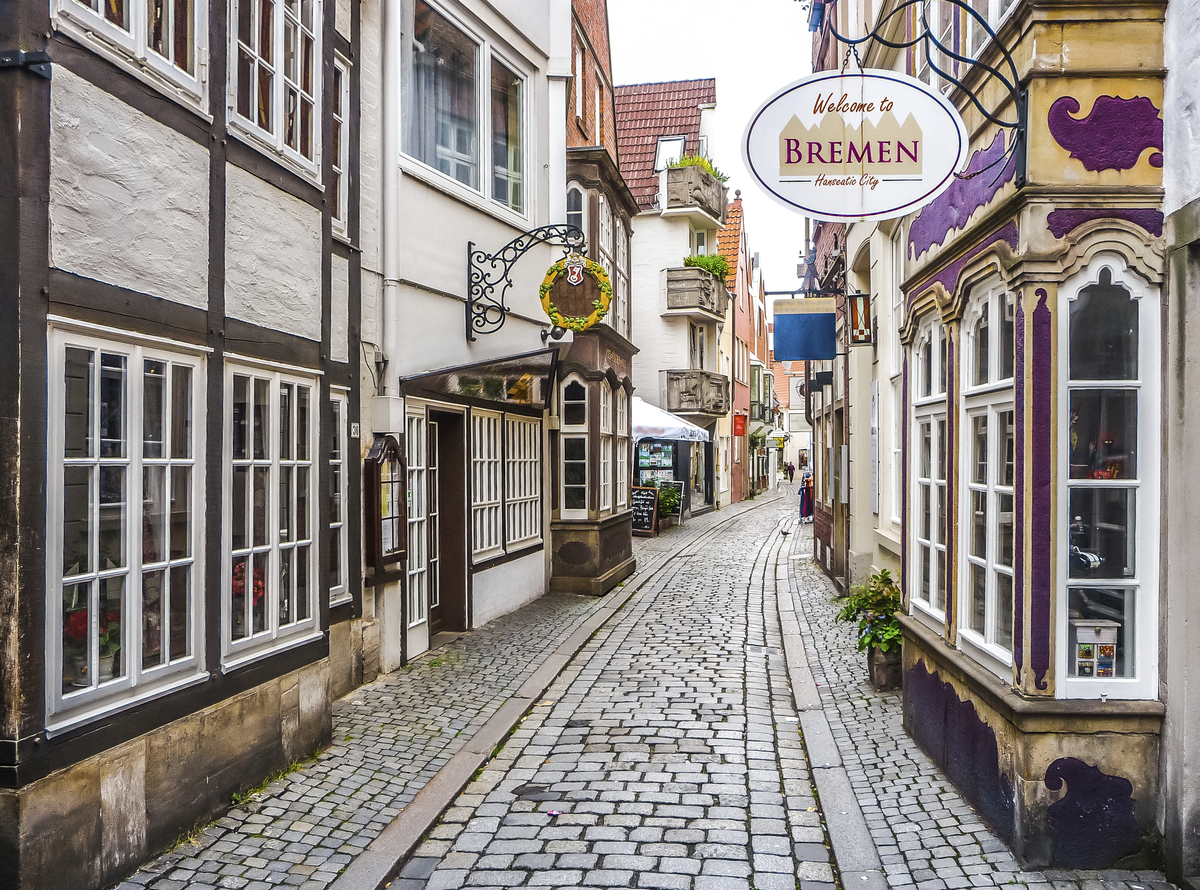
[115, 493, 1178, 890]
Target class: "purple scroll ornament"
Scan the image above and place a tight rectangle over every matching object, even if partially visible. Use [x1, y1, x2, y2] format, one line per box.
[1012, 291, 1024, 685]
[910, 222, 1019, 309]
[1046, 208, 1164, 239]
[1047, 95, 1163, 172]
[909, 130, 1015, 260]
[1030, 288, 1052, 690]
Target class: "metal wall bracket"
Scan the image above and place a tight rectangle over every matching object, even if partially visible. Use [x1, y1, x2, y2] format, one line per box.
[0, 50, 51, 79]
[466, 224, 586, 342]
[827, 0, 1026, 188]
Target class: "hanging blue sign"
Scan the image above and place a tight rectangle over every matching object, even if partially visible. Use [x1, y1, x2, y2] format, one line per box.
[774, 298, 837, 361]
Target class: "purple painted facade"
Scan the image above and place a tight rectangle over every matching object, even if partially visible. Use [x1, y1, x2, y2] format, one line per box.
[902, 355, 910, 605]
[1013, 292, 1025, 685]
[1047, 95, 1164, 172]
[1044, 758, 1141, 868]
[911, 222, 1020, 309]
[1046, 208, 1164, 239]
[1030, 288, 1053, 690]
[908, 130, 1015, 260]
[945, 335, 956, 634]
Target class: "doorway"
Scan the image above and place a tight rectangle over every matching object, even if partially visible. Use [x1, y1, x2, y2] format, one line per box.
[428, 408, 466, 635]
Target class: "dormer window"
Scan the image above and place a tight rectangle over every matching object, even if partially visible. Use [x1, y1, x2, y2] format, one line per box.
[654, 135, 686, 171]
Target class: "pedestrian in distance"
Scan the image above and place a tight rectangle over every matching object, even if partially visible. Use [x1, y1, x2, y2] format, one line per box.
[798, 470, 814, 522]
[787, 462, 795, 483]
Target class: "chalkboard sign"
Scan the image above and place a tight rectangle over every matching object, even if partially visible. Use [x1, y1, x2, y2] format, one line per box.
[630, 486, 659, 537]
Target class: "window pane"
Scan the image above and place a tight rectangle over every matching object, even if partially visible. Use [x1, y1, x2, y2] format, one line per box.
[251, 554, 267, 634]
[491, 60, 523, 212]
[1000, 293, 1015, 379]
[238, 49, 254, 120]
[279, 547, 293, 625]
[259, 0, 274, 62]
[565, 486, 586, 510]
[921, 545, 931, 602]
[971, 490, 986, 558]
[279, 383, 293, 461]
[936, 419, 946, 482]
[171, 365, 192, 459]
[99, 575, 125, 682]
[297, 465, 309, 540]
[998, 410, 1014, 487]
[405, 1, 479, 188]
[297, 544, 310, 620]
[63, 466, 93, 577]
[997, 492, 1014, 567]
[922, 339, 932, 397]
[143, 465, 167, 564]
[233, 375, 250, 460]
[98, 466, 126, 569]
[105, 0, 128, 29]
[920, 422, 931, 478]
[995, 572, 1013, 650]
[935, 548, 946, 611]
[969, 563, 986, 633]
[297, 386, 310, 460]
[173, 0, 194, 73]
[972, 415, 987, 484]
[238, 0, 253, 46]
[100, 354, 127, 458]
[1069, 389, 1137, 480]
[921, 484, 931, 539]
[1069, 488, 1135, 579]
[143, 569, 164, 669]
[169, 564, 190, 659]
[1068, 588, 1133, 677]
[62, 581, 90, 693]
[169, 466, 190, 551]
[144, 362, 166, 459]
[258, 63, 273, 130]
[231, 555, 250, 640]
[149, 0, 166, 57]
[64, 348, 94, 459]
[253, 467, 269, 547]
[1070, 278, 1138, 380]
[253, 379, 270, 460]
[232, 466, 249, 551]
[564, 437, 585, 462]
[280, 466, 293, 542]
[973, 305, 989, 386]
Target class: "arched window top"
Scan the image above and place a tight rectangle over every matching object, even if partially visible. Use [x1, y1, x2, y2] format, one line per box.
[567, 185, 584, 234]
[962, 278, 1013, 389]
[562, 377, 587, 428]
[1070, 270, 1138, 381]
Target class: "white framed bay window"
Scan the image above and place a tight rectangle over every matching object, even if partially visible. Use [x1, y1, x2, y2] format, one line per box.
[401, 0, 527, 215]
[229, 0, 323, 174]
[53, 0, 209, 109]
[224, 361, 319, 666]
[1057, 258, 1160, 699]
[616, 388, 629, 509]
[959, 283, 1015, 667]
[560, 377, 588, 520]
[471, 409, 542, 561]
[910, 319, 948, 619]
[329, 389, 349, 606]
[46, 322, 207, 729]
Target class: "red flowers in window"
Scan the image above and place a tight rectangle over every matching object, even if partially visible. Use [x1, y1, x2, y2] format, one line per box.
[231, 561, 266, 603]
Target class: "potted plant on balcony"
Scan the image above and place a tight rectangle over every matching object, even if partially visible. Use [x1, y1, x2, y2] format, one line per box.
[682, 252, 730, 282]
[835, 568, 903, 691]
[668, 154, 729, 183]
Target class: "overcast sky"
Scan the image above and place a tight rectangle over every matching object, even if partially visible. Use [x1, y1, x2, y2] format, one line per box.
[608, 0, 815, 300]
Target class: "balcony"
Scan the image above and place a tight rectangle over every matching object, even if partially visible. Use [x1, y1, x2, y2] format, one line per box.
[663, 166, 728, 226]
[664, 369, 731, 417]
[664, 267, 730, 320]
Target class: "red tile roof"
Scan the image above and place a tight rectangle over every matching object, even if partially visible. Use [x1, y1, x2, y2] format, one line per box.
[717, 196, 743, 279]
[614, 79, 716, 212]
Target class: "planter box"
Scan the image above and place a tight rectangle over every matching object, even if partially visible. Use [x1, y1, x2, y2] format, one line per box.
[868, 644, 902, 692]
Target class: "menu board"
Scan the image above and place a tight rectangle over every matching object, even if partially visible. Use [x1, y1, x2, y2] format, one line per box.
[631, 487, 659, 536]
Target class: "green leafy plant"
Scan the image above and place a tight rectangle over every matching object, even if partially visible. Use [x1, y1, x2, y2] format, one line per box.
[656, 483, 681, 515]
[668, 153, 729, 182]
[683, 253, 731, 281]
[835, 568, 903, 653]
[749, 429, 767, 452]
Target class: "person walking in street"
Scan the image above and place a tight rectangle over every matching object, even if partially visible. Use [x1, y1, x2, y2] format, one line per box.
[799, 469, 813, 521]
[787, 461, 795, 483]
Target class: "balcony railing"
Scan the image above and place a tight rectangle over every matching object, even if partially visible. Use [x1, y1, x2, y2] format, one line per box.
[664, 166, 728, 225]
[665, 369, 731, 416]
[665, 267, 730, 319]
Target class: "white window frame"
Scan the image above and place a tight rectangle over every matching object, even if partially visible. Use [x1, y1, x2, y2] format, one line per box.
[332, 54, 351, 236]
[470, 409, 504, 561]
[567, 183, 586, 236]
[560, 374, 589, 521]
[574, 39, 584, 120]
[654, 135, 686, 171]
[505, 416, 542, 549]
[227, 0, 324, 179]
[612, 221, 630, 339]
[890, 377, 903, 526]
[52, 0, 209, 113]
[616, 389, 629, 509]
[329, 389, 350, 606]
[407, 410, 429, 625]
[399, 0, 531, 221]
[45, 323, 208, 731]
[1056, 256, 1160, 700]
[222, 360, 320, 668]
[910, 319, 948, 623]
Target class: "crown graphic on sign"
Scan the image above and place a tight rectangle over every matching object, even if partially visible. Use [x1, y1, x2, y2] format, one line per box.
[779, 110, 923, 177]
[564, 252, 586, 286]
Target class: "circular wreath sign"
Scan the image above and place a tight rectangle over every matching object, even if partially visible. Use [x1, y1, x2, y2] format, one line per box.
[539, 252, 613, 333]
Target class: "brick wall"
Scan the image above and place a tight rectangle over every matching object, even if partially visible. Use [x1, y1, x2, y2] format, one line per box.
[569, 0, 618, 160]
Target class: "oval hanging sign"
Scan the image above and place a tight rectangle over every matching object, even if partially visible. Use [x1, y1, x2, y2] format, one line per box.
[539, 252, 613, 333]
[743, 69, 969, 222]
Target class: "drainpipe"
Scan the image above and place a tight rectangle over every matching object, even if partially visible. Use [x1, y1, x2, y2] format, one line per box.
[380, 0, 402, 401]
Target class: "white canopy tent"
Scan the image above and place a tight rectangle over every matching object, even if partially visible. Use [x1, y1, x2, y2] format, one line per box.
[631, 396, 711, 443]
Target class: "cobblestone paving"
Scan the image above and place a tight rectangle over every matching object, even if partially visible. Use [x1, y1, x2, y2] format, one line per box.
[393, 503, 839, 890]
[784, 510, 1178, 890]
[114, 593, 610, 890]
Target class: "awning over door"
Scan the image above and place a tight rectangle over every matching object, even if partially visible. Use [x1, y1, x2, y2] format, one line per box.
[400, 348, 558, 409]
[632, 396, 711, 443]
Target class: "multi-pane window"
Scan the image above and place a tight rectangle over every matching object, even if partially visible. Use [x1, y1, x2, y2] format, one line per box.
[561, 377, 588, 520]
[470, 410, 503, 558]
[55, 0, 206, 101]
[567, 185, 585, 234]
[407, 412, 429, 624]
[232, 0, 322, 168]
[912, 322, 948, 615]
[329, 392, 349, 605]
[403, 0, 526, 212]
[332, 57, 350, 233]
[505, 417, 541, 548]
[616, 389, 629, 508]
[614, 222, 630, 339]
[600, 383, 612, 513]
[226, 366, 317, 662]
[49, 330, 203, 723]
[1064, 267, 1152, 686]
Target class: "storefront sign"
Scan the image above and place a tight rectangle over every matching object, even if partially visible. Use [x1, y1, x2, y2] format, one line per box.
[743, 69, 969, 222]
[734, 414, 747, 437]
[540, 252, 613, 333]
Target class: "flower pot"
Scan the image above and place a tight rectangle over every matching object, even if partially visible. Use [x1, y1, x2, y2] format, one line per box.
[98, 652, 116, 683]
[867, 644, 902, 692]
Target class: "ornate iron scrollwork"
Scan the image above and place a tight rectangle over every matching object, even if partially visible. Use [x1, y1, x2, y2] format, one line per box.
[826, 0, 1027, 187]
[466, 224, 587, 341]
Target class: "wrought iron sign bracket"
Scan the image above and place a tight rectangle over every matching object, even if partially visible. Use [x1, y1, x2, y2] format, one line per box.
[827, 0, 1027, 188]
[466, 224, 586, 342]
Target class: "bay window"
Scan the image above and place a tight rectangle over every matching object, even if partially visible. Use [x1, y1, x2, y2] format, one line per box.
[600, 383, 612, 513]
[1059, 261, 1159, 697]
[329, 391, 349, 605]
[402, 0, 527, 214]
[48, 325, 205, 726]
[960, 285, 1015, 662]
[231, 0, 323, 171]
[911, 321, 948, 616]
[561, 377, 588, 520]
[225, 363, 318, 664]
[616, 389, 629, 509]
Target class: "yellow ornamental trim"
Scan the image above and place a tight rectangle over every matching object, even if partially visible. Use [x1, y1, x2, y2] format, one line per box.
[539, 253, 613, 333]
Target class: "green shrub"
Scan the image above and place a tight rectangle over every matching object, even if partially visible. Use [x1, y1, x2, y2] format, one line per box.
[683, 253, 731, 281]
[835, 568, 903, 653]
[668, 153, 729, 182]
